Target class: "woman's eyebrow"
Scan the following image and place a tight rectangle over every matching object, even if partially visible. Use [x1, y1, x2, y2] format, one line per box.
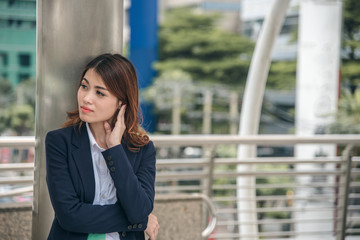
[82, 77, 89, 84]
[95, 85, 108, 91]
[82, 77, 108, 91]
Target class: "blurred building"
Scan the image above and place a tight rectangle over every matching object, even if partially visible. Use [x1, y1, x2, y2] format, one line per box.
[0, 0, 36, 87]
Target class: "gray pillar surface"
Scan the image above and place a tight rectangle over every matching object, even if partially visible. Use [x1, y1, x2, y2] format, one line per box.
[33, 1, 123, 239]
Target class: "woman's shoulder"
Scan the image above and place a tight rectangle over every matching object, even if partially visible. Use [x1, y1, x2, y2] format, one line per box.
[140, 140, 156, 155]
[47, 125, 74, 135]
[46, 124, 81, 141]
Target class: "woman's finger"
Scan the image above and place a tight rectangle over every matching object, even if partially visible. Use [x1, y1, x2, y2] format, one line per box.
[104, 121, 111, 133]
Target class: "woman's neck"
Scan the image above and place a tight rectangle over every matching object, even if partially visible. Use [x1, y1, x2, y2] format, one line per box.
[88, 122, 108, 149]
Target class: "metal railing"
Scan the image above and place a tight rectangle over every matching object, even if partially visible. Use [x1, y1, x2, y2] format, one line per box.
[1, 135, 360, 239]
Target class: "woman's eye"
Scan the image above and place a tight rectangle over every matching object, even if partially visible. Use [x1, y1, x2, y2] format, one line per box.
[81, 84, 87, 89]
[96, 91, 105, 97]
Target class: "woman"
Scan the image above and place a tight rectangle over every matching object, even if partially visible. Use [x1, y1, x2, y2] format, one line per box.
[45, 53, 159, 240]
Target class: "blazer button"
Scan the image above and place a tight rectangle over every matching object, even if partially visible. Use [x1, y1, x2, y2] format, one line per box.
[121, 232, 126, 237]
[108, 161, 114, 166]
[107, 156, 112, 161]
[110, 167, 115, 172]
[132, 224, 137, 229]
[138, 224, 142, 228]
[128, 225, 132, 230]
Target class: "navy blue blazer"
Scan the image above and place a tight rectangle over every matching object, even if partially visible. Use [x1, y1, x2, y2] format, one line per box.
[45, 123, 156, 240]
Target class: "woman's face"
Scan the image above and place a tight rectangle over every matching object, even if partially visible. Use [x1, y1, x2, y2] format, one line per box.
[77, 68, 120, 125]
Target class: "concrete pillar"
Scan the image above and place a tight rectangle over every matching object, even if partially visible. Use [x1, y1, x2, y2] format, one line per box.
[295, 1, 342, 238]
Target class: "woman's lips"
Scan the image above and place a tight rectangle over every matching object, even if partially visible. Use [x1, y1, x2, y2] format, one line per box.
[80, 106, 93, 113]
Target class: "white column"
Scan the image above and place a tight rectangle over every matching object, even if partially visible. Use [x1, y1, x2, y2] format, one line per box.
[295, 1, 342, 238]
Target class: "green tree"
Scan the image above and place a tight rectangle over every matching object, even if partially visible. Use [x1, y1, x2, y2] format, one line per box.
[156, 7, 254, 86]
[342, 0, 360, 89]
[0, 78, 15, 133]
[326, 0, 360, 134]
[327, 89, 360, 134]
[0, 78, 14, 107]
[0, 78, 35, 135]
[267, 61, 297, 90]
[7, 104, 34, 135]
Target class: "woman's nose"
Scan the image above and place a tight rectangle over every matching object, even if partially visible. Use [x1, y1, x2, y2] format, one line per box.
[83, 92, 93, 104]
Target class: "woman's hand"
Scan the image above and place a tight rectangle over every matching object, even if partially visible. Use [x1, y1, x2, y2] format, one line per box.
[145, 213, 160, 240]
[104, 104, 126, 148]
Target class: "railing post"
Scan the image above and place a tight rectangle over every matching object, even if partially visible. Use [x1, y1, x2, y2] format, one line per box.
[229, 92, 238, 135]
[202, 90, 213, 135]
[202, 146, 216, 234]
[337, 144, 353, 240]
[205, 146, 216, 198]
[171, 86, 181, 136]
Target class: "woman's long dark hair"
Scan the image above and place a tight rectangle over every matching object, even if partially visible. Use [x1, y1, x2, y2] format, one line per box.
[63, 53, 149, 151]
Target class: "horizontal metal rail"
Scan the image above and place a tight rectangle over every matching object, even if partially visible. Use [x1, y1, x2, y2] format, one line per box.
[0, 163, 34, 171]
[155, 182, 343, 192]
[212, 194, 342, 202]
[155, 185, 204, 192]
[151, 134, 360, 146]
[156, 170, 345, 180]
[157, 157, 344, 167]
[3, 134, 360, 148]
[347, 229, 360, 233]
[0, 136, 36, 148]
[217, 217, 360, 227]
[212, 229, 342, 239]
[0, 186, 33, 197]
[216, 206, 340, 214]
[217, 217, 341, 225]
[211, 229, 340, 239]
[212, 182, 341, 189]
[0, 177, 33, 184]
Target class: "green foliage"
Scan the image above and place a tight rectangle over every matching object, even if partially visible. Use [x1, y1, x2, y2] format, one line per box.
[1, 105, 34, 135]
[267, 61, 297, 90]
[16, 79, 36, 107]
[0, 78, 12, 95]
[0, 78, 35, 135]
[342, 61, 360, 87]
[142, 70, 194, 109]
[342, 0, 360, 87]
[328, 0, 360, 133]
[0, 78, 15, 108]
[327, 89, 360, 134]
[156, 7, 254, 86]
[343, 0, 360, 59]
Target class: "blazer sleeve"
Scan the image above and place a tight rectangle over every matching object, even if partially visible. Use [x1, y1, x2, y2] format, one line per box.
[45, 130, 147, 234]
[101, 141, 156, 224]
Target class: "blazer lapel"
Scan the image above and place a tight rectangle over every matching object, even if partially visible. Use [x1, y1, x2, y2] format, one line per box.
[71, 123, 95, 203]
